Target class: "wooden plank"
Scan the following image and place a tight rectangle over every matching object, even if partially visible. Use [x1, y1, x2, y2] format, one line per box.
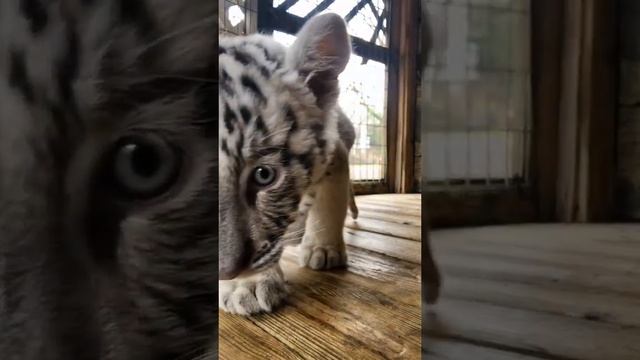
[425, 338, 544, 360]
[357, 200, 421, 212]
[356, 209, 421, 227]
[584, 0, 617, 221]
[531, 0, 563, 221]
[355, 203, 421, 217]
[357, 197, 421, 209]
[434, 248, 640, 298]
[220, 246, 421, 359]
[432, 224, 640, 261]
[344, 228, 421, 263]
[358, 193, 421, 203]
[247, 306, 384, 359]
[220, 195, 422, 359]
[440, 274, 640, 329]
[282, 247, 421, 305]
[426, 297, 640, 360]
[287, 291, 417, 359]
[219, 314, 302, 360]
[387, 1, 418, 193]
[427, 225, 640, 360]
[345, 217, 420, 241]
[426, 188, 536, 228]
[555, 0, 617, 221]
[279, 263, 421, 346]
[352, 181, 389, 195]
[436, 236, 640, 277]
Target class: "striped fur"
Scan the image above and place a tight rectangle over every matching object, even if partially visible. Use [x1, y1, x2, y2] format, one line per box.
[1, 1, 217, 359]
[218, 13, 357, 315]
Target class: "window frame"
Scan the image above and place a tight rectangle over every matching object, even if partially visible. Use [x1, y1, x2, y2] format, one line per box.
[423, 0, 542, 227]
[256, 0, 418, 195]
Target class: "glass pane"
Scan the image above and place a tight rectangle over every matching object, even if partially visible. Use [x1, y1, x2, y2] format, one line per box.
[340, 55, 388, 181]
[273, 32, 388, 182]
[219, 0, 258, 36]
[281, 0, 389, 47]
[422, 0, 531, 185]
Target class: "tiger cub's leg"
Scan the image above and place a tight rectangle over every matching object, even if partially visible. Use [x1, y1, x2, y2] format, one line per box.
[298, 143, 350, 270]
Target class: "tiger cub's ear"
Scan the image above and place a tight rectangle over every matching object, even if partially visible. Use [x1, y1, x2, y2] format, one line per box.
[286, 13, 351, 109]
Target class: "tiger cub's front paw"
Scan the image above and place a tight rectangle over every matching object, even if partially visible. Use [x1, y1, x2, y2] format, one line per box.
[219, 266, 287, 316]
[298, 244, 347, 270]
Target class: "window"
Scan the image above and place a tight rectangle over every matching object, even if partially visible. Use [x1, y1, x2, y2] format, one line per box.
[218, 0, 258, 36]
[259, 0, 391, 187]
[422, 0, 531, 187]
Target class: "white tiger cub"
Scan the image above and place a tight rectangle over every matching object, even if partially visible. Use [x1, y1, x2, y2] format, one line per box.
[219, 13, 358, 315]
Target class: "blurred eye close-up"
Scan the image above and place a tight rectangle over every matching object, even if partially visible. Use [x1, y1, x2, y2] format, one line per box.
[111, 135, 181, 198]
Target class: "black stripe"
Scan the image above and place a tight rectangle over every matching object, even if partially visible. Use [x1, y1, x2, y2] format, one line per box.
[240, 75, 266, 103]
[255, 116, 267, 134]
[118, 0, 155, 37]
[253, 43, 283, 68]
[8, 49, 34, 103]
[221, 140, 230, 155]
[223, 104, 236, 133]
[56, 25, 79, 105]
[235, 132, 244, 156]
[255, 146, 281, 157]
[231, 48, 271, 78]
[239, 106, 252, 124]
[221, 70, 234, 96]
[294, 153, 313, 170]
[20, 0, 48, 34]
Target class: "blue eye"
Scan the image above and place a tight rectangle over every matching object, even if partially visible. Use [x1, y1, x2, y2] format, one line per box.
[252, 165, 276, 187]
[112, 135, 179, 198]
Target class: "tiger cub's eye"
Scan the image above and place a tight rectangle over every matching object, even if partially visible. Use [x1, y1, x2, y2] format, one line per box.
[111, 135, 180, 198]
[252, 165, 277, 187]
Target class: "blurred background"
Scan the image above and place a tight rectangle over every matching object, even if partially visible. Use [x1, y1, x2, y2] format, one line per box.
[220, 1, 640, 359]
[219, 1, 422, 358]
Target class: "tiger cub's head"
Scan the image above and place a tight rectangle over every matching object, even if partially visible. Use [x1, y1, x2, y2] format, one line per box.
[219, 13, 351, 279]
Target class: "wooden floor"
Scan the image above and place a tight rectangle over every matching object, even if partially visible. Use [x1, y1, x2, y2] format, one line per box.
[219, 194, 422, 359]
[425, 224, 640, 360]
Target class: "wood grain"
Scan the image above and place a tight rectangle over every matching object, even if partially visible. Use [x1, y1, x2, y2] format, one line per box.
[219, 194, 422, 359]
[426, 224, 640, 360]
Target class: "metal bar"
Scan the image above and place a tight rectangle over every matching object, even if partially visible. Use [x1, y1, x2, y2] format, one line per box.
[505, 11, 514, 187]
[345, 0, 369, 22]
[276, 0, 299, 11]
[367, 0, 381, 22]
[464, 4, 471, 188]
[258, 6, 390, 64]
[257, 0, 275, 34]
[303, 0, 336, 20]
[369, 9, 386, 44]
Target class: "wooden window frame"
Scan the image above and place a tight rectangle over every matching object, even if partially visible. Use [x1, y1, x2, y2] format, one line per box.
[256, 0, 418, 195]
[425, 1, 543, 227]
[425, 0, 618, 228]
[424, 1, 541, 227]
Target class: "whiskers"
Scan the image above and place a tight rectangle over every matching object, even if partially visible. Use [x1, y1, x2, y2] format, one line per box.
[280, 218, 326, 246]
[133, 15, 217, 59]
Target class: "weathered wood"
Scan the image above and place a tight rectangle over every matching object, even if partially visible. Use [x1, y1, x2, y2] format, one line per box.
[425, 338, 544, 360]
[426, 224, 640, 360]
[556, 0, 617, 221]
[220, 195, 421, 359]
[426, 188, 536, 228]
[387, 0, 418, 193]
[531, 0, 563, 221]
[344, 228, 420, 263]
[345, 217, 420, 241]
